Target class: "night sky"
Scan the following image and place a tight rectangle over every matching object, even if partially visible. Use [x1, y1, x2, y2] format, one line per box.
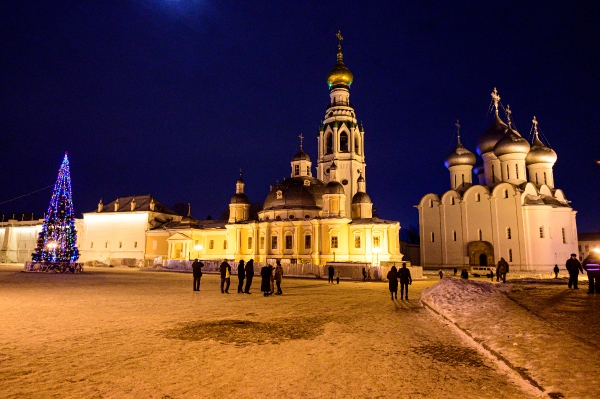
[2, 1, 599, 233]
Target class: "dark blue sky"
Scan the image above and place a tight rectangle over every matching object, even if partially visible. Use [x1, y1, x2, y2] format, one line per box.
[1, 1, 599, 233]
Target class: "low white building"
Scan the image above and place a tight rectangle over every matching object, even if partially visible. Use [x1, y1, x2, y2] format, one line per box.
[578, 232, 600, 261]
[418, 89, 578, 271]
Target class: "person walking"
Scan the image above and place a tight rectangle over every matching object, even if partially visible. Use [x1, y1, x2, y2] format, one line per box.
[219, 259, 231, 294]
[438, 269, 443, 279]
[328, 264, 335, 283]
[490, 269, 494, 281]
[398, 263, 412, 300]
[191, 258, 203, 291]
[362, 267, 367, 281]
[553, 264, 560, 279]
[497, 257, 509, 283]
[336, 268, 340, 284]
[453, 267, 457, 276]
[460, 269, 469, 279]
[566, 253, 584, 289]
[237, 259, 245, 293]
[244, 259, 254, 294]
[582, 252, 600, 294]
[269, 263, 275, 294]
[274, 260, 284, 295]
[387, 266, 398, 300]
[260, 263, 271, 296]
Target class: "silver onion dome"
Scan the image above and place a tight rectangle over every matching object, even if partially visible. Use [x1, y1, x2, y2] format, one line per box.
[493, 127, 530, 156]
[476, 114, 508, 155]
[445, 140, 476, 168]
[526, 135, 557, 165]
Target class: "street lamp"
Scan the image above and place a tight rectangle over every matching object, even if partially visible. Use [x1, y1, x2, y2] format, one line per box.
[194, 244, 203, 260]
[373, 247, 381, 266]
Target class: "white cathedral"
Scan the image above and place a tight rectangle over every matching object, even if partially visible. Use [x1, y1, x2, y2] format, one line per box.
[76, 35, 403, 267]
[418, 89, 578, 271]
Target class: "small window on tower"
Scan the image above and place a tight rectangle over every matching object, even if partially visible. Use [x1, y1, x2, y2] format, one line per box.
[476, 193, 481, 202]
[478, 229, 482, 241]
[340, 132, 349, 152]
[294, 165, 299, 176]
[341, 179, 348, 185]
[326, 133, 333, 154]
[539, 227, 544, 238]
[306, 166, 310, 175]
[504, 190, 509, 199]
[451, 197, 455, 205]
[507, 227, 512, 239]
[509, 249, 513, 262]
[452, 230, 457, 241]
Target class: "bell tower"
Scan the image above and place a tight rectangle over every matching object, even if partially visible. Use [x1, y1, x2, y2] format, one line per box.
[317, 31, 366, 215]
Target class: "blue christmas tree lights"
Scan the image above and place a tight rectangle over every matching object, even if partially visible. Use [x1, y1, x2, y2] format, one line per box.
[32, 153, 79, 263]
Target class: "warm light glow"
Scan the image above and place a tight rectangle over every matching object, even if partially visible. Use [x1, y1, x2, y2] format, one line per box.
[46, 241, 58, 249]
[593, 248, 600, 254]
[373, 247, 381, 253]
[194, 244, 202, 251]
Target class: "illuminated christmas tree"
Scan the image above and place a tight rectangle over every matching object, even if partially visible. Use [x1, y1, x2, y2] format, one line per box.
[32, 153, 79, 263]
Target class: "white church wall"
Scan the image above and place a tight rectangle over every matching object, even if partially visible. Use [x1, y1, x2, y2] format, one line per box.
[419, 194, 442, 267]
[441, 192, 464, 266]
[490, 183, 524, 269]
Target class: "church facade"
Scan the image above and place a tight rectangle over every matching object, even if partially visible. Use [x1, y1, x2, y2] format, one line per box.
[78, 36, 403, 267]
[418, 89, 577, 271]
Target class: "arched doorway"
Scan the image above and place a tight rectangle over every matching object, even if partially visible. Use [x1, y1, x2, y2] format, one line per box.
[479, 253, 488, 266]
[467, 241, 494, 267]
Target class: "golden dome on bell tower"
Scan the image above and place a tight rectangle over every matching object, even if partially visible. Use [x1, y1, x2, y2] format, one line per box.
[326, 30, 354, 88]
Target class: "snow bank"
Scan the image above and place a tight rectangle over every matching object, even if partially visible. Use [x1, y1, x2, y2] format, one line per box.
[421, 277, 600, 398]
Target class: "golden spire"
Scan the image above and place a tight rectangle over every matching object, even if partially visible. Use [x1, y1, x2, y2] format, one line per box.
[455, 119, 461, 142]
[491, 87, 500, 115]
[336, 30, 344, 61]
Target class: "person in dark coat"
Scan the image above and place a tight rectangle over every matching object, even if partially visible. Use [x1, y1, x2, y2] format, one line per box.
[191, 259, 203, 291]
[260, 263, 272, 296]
[237, 260, 245, 293]
[497, 257, 509, 283]
[565, 253, 584, 289]
[244, 259, 254, 294]
[219, 259, 231, 294]
[582, 252, 600, 294]
[460, 269, 469, 279]
[274, 260, 284, 295]
[397, 263, 412, 300]
[362, 267, 367, 281]
[453, 267, 457, 276]
[387, 266, 398, 300]
[438, 269, 443, 279]
[328, 265, 335, 283]
[553, 264, 559, 279]
[490, 269, 494, 281]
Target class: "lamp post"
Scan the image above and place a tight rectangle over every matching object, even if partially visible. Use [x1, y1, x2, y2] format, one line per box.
[373, 247, 381, 266]
[194, 244, 203, 260]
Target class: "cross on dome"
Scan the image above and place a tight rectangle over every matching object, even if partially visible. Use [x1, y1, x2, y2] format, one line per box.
[491, 87, 501, 114]
[455, 119, 461, 140]
[532, 116, 539, 136]
[505, 104, 513, 128]
[298, 133, 304, 150]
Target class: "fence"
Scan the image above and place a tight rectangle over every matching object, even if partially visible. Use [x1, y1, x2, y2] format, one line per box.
[24, 261, 84, 273]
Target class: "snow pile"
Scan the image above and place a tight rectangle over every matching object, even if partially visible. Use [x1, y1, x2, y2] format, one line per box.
[421, 277, 600, 398]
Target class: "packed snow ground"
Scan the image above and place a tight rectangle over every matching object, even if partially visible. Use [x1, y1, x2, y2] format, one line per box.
[0, 264, 540, 399]
[422, 276, 600, 399]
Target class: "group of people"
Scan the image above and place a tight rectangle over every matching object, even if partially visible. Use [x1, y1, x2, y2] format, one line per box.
[386, 263, 412, 300]
[191, 258, 284, 296]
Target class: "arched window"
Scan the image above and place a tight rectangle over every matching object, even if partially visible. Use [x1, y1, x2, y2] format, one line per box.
[451, 197, 455, 205]
[431, 232, 435, 242]
[504, 189, 509, 199]
[326, 133, 333, 154]
[475, 193, 481, 202]
[340, 131, 349, 152]
[452, 230, 457, 241]
[354, 135, 360, 154]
